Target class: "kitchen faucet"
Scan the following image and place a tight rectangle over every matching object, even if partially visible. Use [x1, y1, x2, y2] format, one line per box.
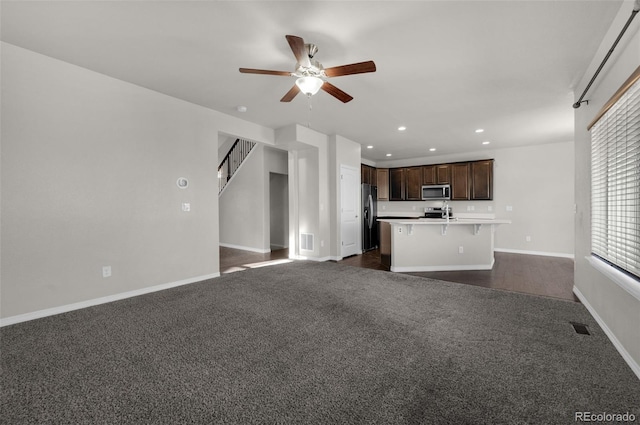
[442, 200, 450, 222]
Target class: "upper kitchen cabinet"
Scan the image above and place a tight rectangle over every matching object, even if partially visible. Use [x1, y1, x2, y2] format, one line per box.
[361, 164, 376, 186]
[405, 167, 423, 200]
[389, 167, 422, 201]
[422, 165, 437, 185]
[389, 168, 405, 201]
[377, 168, 389, 200]
[436, 164, 451, 184]
[451, 163, 470, 200]
[471, 159, 493, 200]
[384, 159, 493, 202]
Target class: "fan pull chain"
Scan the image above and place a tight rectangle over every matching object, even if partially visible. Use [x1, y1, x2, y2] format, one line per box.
[307, 94, 313, 128]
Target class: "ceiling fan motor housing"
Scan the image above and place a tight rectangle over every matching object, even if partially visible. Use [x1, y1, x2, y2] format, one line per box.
[305, 43, 318, 58]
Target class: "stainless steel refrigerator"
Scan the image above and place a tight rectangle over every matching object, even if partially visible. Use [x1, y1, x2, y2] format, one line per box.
[362, 184, 378, 251]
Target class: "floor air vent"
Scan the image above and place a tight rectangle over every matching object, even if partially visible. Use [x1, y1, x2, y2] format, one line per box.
[570, 322, 591, 335]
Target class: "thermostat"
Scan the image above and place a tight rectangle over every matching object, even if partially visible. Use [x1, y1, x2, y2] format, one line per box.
[176, 177, 189, 189]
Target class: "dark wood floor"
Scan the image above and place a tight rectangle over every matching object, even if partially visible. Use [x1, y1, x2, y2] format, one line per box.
[220, 247, 578, 302]
[340, 249, 577, 302]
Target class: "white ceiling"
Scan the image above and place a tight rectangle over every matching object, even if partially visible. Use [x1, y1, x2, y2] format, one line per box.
[1, 1, 623, 161]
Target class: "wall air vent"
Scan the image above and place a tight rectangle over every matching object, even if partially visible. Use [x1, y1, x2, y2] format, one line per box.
[300, 233, 314, 251]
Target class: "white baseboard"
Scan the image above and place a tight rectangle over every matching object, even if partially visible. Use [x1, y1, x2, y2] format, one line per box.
[495, 248, 575, 259]
[391, 262, 494, 273]
[573, 286, 640, 380]
[219, 243, 270, 254]
[290, 255, 332, 262]
[0, 272, 220, 327]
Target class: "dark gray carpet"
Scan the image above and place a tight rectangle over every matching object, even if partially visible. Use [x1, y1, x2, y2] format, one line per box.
[1, 261, 639, 424]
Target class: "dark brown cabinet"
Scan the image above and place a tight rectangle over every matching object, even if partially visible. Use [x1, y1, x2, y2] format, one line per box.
[376, 168, 389, 200]
[405, 167, 423, 200]
[389, 168, 405, 201]
[389, 167, 422, 201]
[451, 163, 470, 200]
[471, 160, 493, 200]
[364, 159, 493, 202]
[436, 164, 451, 184]
[422, 165, 436, 185]
[361, 164, 376, 186]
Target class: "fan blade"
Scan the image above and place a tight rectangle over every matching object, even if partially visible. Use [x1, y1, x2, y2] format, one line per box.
[321, 82, 353, 103]
[239, 68, 292, 76]
[324, 61, 376, 77]
[286, 35, 311, 68]
[280, 85, 300, 102]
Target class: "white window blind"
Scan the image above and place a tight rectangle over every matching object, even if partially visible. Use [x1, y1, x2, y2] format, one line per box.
[591, 77, 640, 280]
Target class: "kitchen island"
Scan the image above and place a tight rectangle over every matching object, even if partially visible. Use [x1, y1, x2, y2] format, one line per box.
[378, 217, 511, 272]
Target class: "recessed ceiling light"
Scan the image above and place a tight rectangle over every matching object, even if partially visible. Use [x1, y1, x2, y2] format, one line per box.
[386, 153, 392, 157]
[482, 141, 491, 145]
[367, 145, 373, 149]
[429, 148, 436, 152]
[475, 129, 484, 133]
[398, 126, 407, 131]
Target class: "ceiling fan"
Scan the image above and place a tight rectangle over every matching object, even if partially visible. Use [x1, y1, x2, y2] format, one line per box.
[239, 35, 376, 103]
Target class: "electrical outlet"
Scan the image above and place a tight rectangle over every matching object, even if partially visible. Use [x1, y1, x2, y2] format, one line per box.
[506, 205, 513, 211]
[526, 236, 532, 242]
[182, 202, 191, 212]
[398, 227, 402, 233]
[458, 246, 464, 254]
[470, 205, 475, 211]
[488, 205, 493, 212]
[320, 240, 324, 248]
[102, 266, 111, 278]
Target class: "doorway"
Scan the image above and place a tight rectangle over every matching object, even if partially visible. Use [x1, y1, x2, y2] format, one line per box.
[269, 172, 289, 250]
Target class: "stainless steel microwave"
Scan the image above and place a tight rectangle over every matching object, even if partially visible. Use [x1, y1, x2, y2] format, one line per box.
[421, 184, 451, 200]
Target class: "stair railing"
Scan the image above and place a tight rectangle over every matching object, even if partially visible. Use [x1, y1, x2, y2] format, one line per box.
[218, 138, 256, 194]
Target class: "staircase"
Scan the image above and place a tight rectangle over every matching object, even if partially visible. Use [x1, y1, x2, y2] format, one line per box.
[218, 138, 256, 194]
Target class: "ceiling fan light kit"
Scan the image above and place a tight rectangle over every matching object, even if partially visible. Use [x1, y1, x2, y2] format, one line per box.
[295, 76, 324, 96]
[239, 35, 376, 103]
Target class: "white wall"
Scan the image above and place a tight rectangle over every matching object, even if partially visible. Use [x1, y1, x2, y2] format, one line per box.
[277, 124, 332, 260]
[1, 43, 219, 318]
[376, 141, 575, 257]
[219, 145, 267, 252]
[573, 0, 640, 375]
[219, 144, 288, 252]
[1, 43, 277, 321]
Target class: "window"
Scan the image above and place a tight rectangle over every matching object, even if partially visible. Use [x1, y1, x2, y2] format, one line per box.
[590, 70, 640, 282]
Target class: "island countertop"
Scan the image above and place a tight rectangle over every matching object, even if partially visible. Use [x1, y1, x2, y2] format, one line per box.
[378, 217, 511, 225]
[377, 216, 511, 272]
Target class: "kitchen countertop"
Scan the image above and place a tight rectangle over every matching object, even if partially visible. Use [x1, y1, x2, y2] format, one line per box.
[378, 217, 511, 225]
[378, 216, 511, 273]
